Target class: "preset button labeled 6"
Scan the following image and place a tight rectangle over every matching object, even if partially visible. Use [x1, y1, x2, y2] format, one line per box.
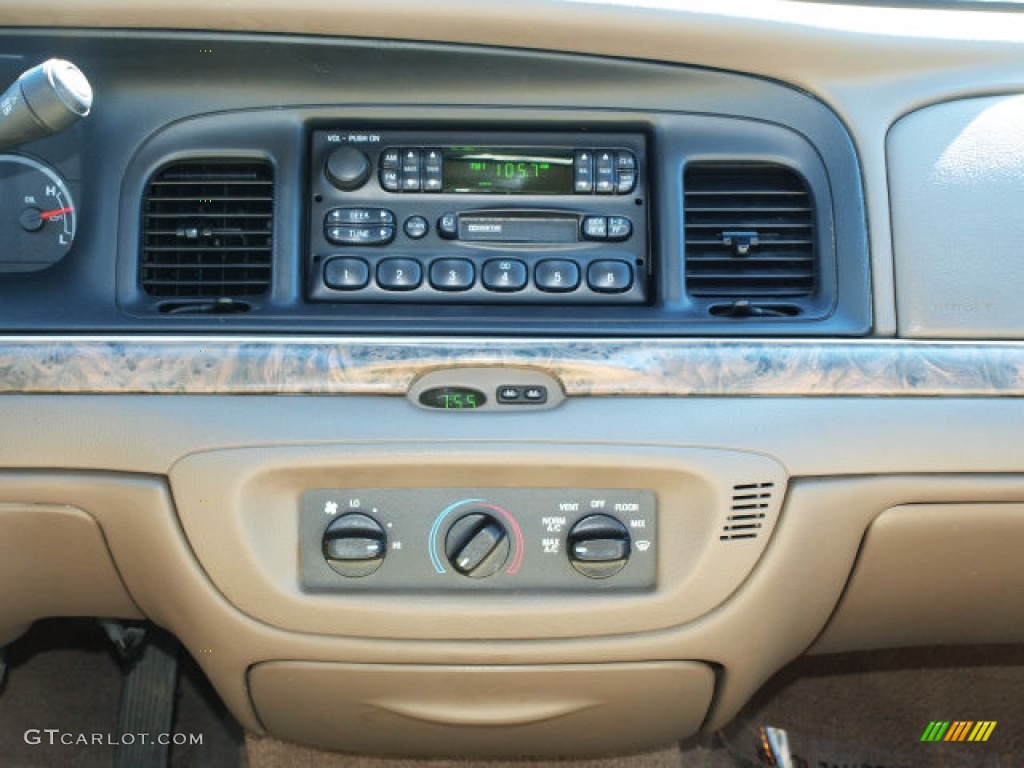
[587, 260, 633, 293]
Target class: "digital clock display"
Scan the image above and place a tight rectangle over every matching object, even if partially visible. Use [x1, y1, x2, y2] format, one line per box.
[418, 386, 487, 410]
[442, 148, 574, 194]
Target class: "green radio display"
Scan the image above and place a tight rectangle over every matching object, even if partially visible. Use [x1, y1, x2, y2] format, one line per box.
[442, 149, 574, 194]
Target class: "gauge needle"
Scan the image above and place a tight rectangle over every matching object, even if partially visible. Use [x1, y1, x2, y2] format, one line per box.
[39, 206, 73, 220]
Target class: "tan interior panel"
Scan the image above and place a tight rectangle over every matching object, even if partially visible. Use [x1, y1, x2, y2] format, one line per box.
[5, 467, 1024, 741]
[0, 502, 142, 644]
[813, 503, 1024, 654]
[891, 95, 1024, 338]
[168, 443, 788, 640]
[248, 661, 714, 757]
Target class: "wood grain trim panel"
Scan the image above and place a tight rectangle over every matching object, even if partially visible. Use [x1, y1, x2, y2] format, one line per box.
[3, 338, 1023, 396]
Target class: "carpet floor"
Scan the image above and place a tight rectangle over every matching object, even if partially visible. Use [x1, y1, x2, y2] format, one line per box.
[0, 619, 244, 768]
[3, 620, 1024, 768]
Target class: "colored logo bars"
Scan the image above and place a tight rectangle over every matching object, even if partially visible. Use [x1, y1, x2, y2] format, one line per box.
[920, 721, 997, 743]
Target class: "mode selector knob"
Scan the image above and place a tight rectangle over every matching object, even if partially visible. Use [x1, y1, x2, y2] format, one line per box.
[322, 512, 387, 577]
[325, 146, 371, 191]
[567, 514, 631, 579]
[445, 512, 510, 579]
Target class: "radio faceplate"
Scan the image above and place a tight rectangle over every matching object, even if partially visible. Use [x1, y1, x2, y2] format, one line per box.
[308, 129, 649, 304]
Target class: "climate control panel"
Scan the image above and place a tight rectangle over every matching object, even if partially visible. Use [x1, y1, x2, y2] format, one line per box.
[300, 488, 657, 591]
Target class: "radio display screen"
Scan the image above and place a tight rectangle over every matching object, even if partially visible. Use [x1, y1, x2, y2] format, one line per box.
[442, 148, 574, 194]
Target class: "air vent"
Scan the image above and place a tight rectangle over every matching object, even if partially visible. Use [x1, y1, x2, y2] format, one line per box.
[720, 482, 774, 541]
[685, 163, 815, 302]
[141, 160, 273, 299]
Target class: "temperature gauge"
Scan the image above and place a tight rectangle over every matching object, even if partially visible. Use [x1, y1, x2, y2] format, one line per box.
[0, 154, 76, 271]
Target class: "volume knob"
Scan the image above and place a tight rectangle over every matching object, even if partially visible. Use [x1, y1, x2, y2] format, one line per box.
[325, 146, 371, 191]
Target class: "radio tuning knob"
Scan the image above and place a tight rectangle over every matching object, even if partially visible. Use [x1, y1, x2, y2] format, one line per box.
[325, 146, 371, 191]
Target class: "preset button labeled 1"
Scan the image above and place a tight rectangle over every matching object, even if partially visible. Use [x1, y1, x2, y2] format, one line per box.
[324, 258, 370, 290]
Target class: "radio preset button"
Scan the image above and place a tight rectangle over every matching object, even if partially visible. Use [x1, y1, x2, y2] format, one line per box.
[573, 150, 594, 193]
[327, 208, 395, 226]
[588, 260, 633, 293]
[403, 216, 429, 239]
[607, 216, 633, 241]
[323, 257, 370, 290]
[326, 225, 395, 246]
[482, 259, 528, 292]
[582, 216, 608, 240]
[535, 260, 581, 292]
[429, 259, 475, 291]
[437, 213, 458, 240]
[377, 258, 423, 290]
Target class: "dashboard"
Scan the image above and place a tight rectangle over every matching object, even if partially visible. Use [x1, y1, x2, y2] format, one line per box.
[2, 0, 1024, 761]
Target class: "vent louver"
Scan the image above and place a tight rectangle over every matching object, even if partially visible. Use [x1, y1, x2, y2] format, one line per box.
[141, 160, 273, 299]
[685, 163, 815, 302]
[720, 482, 774, 542]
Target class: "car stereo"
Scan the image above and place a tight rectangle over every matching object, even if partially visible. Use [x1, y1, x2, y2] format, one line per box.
[307, 129, 649, 304]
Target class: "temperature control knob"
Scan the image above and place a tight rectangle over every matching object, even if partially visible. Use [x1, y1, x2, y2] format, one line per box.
[567, 515, 630, 579]
[445, 512, 510, 578]
[325, 146, 371, 191]
[322, 512, 387, 577]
